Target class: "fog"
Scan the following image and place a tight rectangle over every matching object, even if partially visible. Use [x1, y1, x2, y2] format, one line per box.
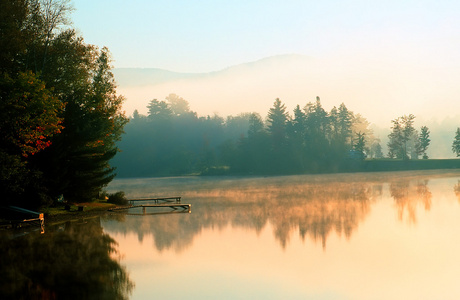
[114, 54, 459, 158]
[115, 54, 460, 129]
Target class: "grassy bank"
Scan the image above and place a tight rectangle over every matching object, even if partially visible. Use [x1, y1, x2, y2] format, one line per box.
[40, 201, 117, 224]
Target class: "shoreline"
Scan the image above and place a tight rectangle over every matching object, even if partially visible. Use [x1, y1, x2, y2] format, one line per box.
[45, 209, 112, 225]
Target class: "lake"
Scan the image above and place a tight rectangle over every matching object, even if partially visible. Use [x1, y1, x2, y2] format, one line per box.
[2, 170, 460, 299]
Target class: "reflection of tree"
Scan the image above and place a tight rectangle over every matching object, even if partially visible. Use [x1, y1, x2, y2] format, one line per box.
[455, 180, 460, 203]
[0, 217, 133, 299]
[390, 178, 432, 223]
[105, 174, 386, 250]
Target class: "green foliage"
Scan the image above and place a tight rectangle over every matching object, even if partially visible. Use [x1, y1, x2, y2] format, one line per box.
[369, 141, 384, 159]
[354, 132, 366, 155]
[166, 93, 190, 116]
[0, 0, 127, 207]
[148, 98, 173, 120]
[32, 32, 128, 202]
[0, 71, 63, 157]
[107, 191, 128, 205]
[387, 114, 417, 159]
[387, 115, 431, 160]
[453, 128, 460, 157]
[418, 126, 431, 159]
[267, 98, 289, 144]
[112, 96, 379, 176]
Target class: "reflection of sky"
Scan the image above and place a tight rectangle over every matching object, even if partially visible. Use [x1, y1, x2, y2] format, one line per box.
[104, 171, 460, 299]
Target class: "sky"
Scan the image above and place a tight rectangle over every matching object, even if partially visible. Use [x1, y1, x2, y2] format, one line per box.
[71, 0, 460, 73]
[70, 0, 460, 148]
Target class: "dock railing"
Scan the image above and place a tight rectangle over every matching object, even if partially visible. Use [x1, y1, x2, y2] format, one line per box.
[127, 197, 181, 205]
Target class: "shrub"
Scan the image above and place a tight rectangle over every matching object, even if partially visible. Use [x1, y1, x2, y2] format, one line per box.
[107, 191, 128, 205]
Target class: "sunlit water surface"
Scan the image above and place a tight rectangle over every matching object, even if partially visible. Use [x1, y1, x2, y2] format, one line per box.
[104, 170, 460, 300]
[3, 170, 460, 299]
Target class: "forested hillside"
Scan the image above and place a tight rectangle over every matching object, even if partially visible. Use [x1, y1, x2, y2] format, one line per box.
[111, 94, 397, 177]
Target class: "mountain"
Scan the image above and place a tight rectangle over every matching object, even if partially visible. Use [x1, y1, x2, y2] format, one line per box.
[113, 54, 312, 87]
[113, 54, 460, 133]
[113, 68, 195, 86]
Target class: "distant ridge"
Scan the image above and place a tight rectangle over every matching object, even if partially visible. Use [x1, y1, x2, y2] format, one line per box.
[112, 68, 195, 86]
[113, 52, 460, 142]
[113, 54, 312, 86]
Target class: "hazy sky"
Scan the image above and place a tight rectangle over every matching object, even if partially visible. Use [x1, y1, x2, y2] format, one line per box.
[71, 0, 460, 146]
[72, 0, 460, 73]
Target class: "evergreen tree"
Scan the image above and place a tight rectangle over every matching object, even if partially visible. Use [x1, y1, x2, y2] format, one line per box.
[234, 113, 270, 173]
[329, 103, 354, 163]
[34, 43, 128, 202]
[147, 99, 172, 121]
[337, 103, 353, 145]
[304, 97, 330, 171]
[401, 115, 416, 159]
[387, 118, 403, 158]
[267, 98, 289, 147]
[387, 114, 416, 159]
[351, 114, 375, 156]
[248, 113, 265, 138]
[354, 132, 366, 157]
[287, 105, 307, 171]
[453, 128, 460, 157]
[0, 0, 128, 205]
[369, 140, 384, 158]
[417, 126, 430, 159]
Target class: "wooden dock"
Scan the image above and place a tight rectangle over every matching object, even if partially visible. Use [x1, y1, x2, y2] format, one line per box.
[109, 197, 191, 214]
[127, 197, 181, 205]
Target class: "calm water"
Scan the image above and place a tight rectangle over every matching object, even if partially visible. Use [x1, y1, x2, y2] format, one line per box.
[2, 170, 460, 299]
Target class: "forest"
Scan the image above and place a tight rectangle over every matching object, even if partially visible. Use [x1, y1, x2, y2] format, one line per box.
[2, 1, 460, 210]
[111, 93, 460, 178]
[0, 0, 127, 208]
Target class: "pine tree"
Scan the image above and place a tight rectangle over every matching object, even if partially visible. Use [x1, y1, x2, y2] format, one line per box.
[387, 115, 416, 159]
[354, 132, 366, 157]
[417, 126, 430, 159]
[303, 97, 331, 171]
[267, 98, 289, 147]
[453, 128, 460, 157]
[0, 1, 128, 204]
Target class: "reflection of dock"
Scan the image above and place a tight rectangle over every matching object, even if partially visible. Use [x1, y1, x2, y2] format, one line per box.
[109, 197, 191, 214]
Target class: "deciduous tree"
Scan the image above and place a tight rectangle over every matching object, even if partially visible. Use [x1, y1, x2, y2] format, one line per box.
[0, 0, 128, 205]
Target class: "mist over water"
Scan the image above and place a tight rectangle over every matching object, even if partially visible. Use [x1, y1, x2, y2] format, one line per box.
[4, 170, 460, 299]
[101, 170, 460, 299]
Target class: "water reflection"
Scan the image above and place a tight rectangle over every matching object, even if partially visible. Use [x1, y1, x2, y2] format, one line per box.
[106, 173, 389, 250]
[103, 171, 460, 300]
[455, 180, 460, 202]
[0, 217, 134, 300]
[105, 171, 460, 252]
[390, 178, 432, 223]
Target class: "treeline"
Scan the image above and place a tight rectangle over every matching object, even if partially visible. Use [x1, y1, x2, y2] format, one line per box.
[0, 0, 127, 208]
[113, 94, 386, 177]
[114, 92, 460, 178]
